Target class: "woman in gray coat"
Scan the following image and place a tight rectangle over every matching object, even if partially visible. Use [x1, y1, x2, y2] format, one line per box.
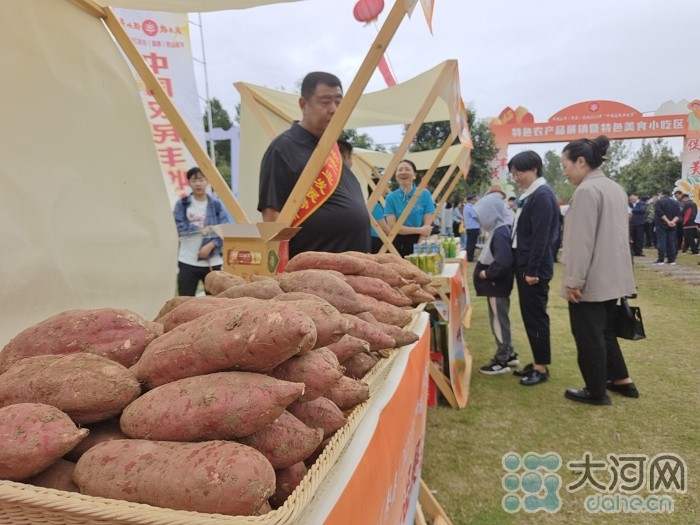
[560, 136, 639, 405]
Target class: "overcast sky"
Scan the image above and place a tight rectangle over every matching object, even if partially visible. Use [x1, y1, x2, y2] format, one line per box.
[189, 0, 696, 154]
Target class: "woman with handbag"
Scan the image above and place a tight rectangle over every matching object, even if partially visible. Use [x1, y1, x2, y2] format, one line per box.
[560, 136, 639, 405]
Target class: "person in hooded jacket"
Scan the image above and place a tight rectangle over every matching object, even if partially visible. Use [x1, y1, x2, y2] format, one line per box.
[473, 192, 519, 375]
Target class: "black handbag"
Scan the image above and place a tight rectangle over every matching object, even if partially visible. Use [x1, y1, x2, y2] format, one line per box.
[614, 297, 646, 340]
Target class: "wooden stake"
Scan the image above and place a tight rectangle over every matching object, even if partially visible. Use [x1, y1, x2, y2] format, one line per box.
[418, 479, 455, 525]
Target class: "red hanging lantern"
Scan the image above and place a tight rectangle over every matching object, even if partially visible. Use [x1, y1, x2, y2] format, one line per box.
[353, 0, 385, 23]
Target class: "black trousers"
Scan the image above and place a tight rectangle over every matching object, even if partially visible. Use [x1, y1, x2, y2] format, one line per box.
[515, 268, 551, 365]
[392, 234, 420, 258]
[177, 261, 221, 296]
[631, 224, 645, 255]
[568, 300, 630, 398]
[682, 227, 699, 254]
[370, 236, 384, 254]
[466, 228, 480, 262]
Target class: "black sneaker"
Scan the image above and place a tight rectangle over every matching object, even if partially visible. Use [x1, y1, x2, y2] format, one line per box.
[513, 363, 534, 377]
[479, 359, 511, 375]
[506, 353, 520, 366]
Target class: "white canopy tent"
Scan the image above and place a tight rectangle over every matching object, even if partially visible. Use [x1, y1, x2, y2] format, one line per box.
[0, 0, 306, 348]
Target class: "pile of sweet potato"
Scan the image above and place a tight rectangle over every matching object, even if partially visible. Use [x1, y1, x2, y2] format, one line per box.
[0, 250, 434, 517]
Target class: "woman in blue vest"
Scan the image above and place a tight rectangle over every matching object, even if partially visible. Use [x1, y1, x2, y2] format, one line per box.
[384, 160, 436, 257]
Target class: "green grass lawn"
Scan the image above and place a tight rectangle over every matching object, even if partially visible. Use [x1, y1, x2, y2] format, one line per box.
[422, 257, 700, 524]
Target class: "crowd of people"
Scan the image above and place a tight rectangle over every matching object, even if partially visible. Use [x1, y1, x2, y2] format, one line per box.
[172, 69, 700, 407]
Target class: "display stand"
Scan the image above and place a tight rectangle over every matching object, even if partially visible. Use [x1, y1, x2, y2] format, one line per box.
[429, 261, 472, 409]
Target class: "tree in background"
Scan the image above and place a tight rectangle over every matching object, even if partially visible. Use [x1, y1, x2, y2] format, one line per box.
[617, 138, 681, 197]
[407, 109, 498, 204]
[340, 129, 386, 152]
[542, 150, 573, 203]
[203, 97, 233, 187]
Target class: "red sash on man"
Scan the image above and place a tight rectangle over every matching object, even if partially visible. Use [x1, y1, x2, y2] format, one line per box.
[291, 142, 343, 227]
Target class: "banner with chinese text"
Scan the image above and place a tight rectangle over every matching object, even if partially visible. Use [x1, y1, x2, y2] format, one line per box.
[115, 9, 205, 206]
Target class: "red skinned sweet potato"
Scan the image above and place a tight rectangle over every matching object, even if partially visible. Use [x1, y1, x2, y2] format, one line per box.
[270, 299, 349, 349]
[64, 418, 128, 462]
[356, 259, 406, 287]
[304, 437, 331, 467]
[276, 270, 368, 314]
[216, 280, 283, 299]
[73, 439, 275, 516]
[287, 396, 346, 440]
[0, 403, 88, 481]
[381, 260, 432, 285]
[324, 376, 370, 411]
[153, 296, 192, 323]
[121, 372, 304, 441]
[0, 308, 161, 373]
[0, 353, 141, 424]
[132, 303, 317, 388]
[204, 270, 246, 295]
[273, 291, 328, 302]
[285, 251, 368, 275]
[25, 459, 78, 492]
[355, 312, 420, 347]
[270, 461, 308, 509]
[237, 411, 323, 469]
[257, 500, 273, 515]
[355, 293, 413, 327]
[270, 348, 344, 402]
[343, 275, 412, 307]
[162, 296, 261, 332]
[343, 352, 381, 379]
[325, 335, 370, 363]
[342, 314, 396, 351]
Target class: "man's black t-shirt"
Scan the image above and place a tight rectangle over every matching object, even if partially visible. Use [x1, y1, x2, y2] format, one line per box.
[258, 122, 370, 257]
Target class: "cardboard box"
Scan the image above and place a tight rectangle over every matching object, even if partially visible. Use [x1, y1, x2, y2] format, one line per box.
[212, 223, 299, 281]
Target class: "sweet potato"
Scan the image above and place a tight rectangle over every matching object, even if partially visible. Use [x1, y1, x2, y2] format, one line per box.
[0, 353, 141, 424]
[64, 418, 128, 462]
[355, 293, 413, 327]
[270, 299, 349, 349]
[216, 279, 284, 299]
[355, 312, 420, 347]
[356, 259, 406, 287]
[121, 372, 304, 441]
[271, 348, 344, 402]
[304, 437, 331, 467]
[270, 461, 308, 509]
[276, 270, 368, 314]
[257, 501, 273, 515]
[382, 261, 432, 285]
[204, 270, 246, 295]
[343, 275, 412, 307]
[237, 411, 324, 469]
[153, 296, 192, 323]
[325, 335, 370, 363]
[73, 439, 275, 516]
[0, 308, 161, 373]
[287, 396, 346, 440]
[0, 403, 88, 481]
[343, 352, 381, 379]
[402, 285, 437, 305]
[285, 251, 368, 275]
[25, 459, 78, 492]
[342, 314, 396, 351]
[340, 250, 376, 261]
[324, 376, 370, 411]
[132, 303, 317, 388]
[273, 291, 329, 302]
[162, 296, 261, 332]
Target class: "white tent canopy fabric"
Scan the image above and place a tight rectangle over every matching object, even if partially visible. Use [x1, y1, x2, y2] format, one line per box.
[95, 0, 305, 12]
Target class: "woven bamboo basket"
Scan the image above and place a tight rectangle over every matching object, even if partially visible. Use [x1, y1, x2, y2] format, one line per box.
[0, 313, 418, 525]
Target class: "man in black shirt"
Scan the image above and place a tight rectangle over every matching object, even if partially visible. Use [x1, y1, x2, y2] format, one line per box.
[257, 72, 370, 257]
